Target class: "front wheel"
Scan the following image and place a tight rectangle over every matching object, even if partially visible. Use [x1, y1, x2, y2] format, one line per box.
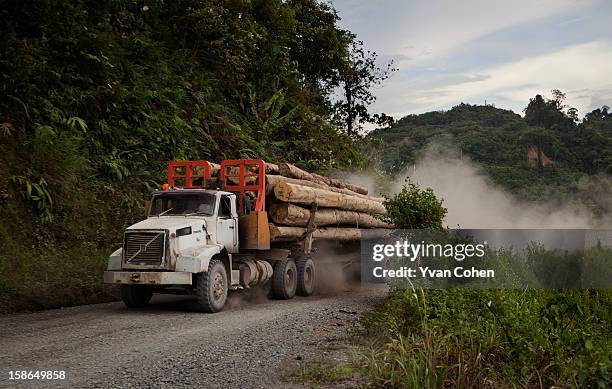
[120, 285, 153, 308]
[272, 259, 297, 299]
[196, 258, 228, 313]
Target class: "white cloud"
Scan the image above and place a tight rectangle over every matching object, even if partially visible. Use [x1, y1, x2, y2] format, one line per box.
[333, 0, 594, 62]
[391, 40, 612, 116]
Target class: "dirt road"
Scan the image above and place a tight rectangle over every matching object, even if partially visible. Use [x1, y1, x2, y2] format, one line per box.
[0, 287, 385, 388]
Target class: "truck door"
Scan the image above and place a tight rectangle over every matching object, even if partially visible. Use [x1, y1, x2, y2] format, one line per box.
[217, 194, 238, 253]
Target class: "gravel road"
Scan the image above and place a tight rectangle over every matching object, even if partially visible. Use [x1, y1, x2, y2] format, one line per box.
[0, 287, 385, 388]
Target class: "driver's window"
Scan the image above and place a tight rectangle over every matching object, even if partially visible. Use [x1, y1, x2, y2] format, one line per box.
[219, 195, 232, 218]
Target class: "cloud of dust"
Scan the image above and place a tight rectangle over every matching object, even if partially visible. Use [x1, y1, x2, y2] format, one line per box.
[312, 241, 362, 294]
[342, 172, 380, 197]
[226, 283, 271, 309]
[337, 144, 610, 229]
[397, 147, 610, 229]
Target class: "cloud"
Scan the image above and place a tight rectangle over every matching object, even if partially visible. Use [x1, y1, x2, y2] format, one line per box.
[332, 0, 594, 62]
[376, 40, 612, 117]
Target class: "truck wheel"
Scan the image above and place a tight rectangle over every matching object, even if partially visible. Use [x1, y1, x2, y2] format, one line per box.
[272, 258, 297, 299]
[120, 285, 153, 308]
[196, 259, 228, 313]
[296, 258, 316, 296]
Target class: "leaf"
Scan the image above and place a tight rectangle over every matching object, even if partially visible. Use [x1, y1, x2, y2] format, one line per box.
[67, 117, 88, 132]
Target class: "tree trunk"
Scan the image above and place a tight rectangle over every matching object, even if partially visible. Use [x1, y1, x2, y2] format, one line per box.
[345, 80, 354, 136]
[270, 203, 391, 228]
[278, 163, 368, 195]
[273, 181, 386, 215]
[265, 174, 384, 202]
[265, 162, 279, 174]
[210, 163, 221, 176]
[269, 224, 391, 242]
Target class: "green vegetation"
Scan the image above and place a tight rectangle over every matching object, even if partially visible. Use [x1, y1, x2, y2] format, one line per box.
[368, 90, 612, 204]
[0, 0, 393, 313]
[383, 180, 447, 230]
[358, 288, 612, 388]
[294, 361, 356, 386]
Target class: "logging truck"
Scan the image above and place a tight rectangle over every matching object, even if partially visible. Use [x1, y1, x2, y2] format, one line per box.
[104, 159, 389, 312]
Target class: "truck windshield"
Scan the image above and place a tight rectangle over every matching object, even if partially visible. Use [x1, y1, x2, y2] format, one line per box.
[149, 193, 216, 216]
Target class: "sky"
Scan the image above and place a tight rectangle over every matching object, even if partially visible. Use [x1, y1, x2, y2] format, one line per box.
[330, 0, 612, 119]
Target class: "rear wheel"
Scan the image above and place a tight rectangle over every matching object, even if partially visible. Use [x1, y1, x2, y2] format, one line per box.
[272, 259, 297, 299]
[296, 258, 316, 296]
[120, 285, 153, 308]
[196, 258, 228, 313]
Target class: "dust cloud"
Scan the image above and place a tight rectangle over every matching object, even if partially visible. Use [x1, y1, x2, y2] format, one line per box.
[398, 147, 610, 229]
[312, 241, 362, 294]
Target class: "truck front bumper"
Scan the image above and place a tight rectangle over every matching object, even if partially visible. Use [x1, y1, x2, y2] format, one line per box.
[104, 271, 193, 285]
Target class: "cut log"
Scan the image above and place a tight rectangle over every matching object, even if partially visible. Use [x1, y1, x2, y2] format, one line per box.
[278, 163, 368, 195]
[210, 162, 221, 176]
[270, 203, 391, 228]
[265, 175, 384, 202]
[269, 224, 391, 242]
[273, 181, 386, 215]
[313, 173, 368, 196]
[265, 162, 279, 174]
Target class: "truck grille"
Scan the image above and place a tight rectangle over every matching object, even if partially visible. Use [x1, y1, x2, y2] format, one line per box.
[124, 231, 166, 264]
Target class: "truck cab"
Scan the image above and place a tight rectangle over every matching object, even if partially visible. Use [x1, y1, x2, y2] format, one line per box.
[104, 160, 315, 312]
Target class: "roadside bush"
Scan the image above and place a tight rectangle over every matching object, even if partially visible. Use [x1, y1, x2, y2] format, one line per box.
[383, 180, 447, 229]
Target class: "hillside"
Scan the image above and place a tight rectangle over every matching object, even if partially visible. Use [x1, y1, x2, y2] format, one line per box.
[368, 94, 612, 202]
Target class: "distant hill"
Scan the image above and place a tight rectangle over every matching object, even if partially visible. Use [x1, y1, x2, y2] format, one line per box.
[367, 95, 612, 202]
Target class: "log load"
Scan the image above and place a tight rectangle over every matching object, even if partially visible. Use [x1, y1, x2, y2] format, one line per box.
[278, 163, 368, 195]
[206, 159, 393, 242]
[270, 203, 391, 228]
[269, 224, 391, 242]
[265, 174, 384, 202]
[274, 181, 387, 215]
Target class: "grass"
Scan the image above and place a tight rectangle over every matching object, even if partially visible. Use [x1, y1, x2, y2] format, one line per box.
[293, 361, 357, 387]
[296, 287, 611, 388]
[353, 288, 612, 388]
[0, 242, 119, 313]
[298, 361, 355, 383]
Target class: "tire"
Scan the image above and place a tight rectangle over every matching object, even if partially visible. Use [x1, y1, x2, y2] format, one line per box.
[120, 285, 153, 308]
[296, 258, 316, 297]
[196, 258, 228, 313]
[272, 258, 297, 299]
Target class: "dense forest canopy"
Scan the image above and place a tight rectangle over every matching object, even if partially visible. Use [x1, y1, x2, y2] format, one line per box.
[0, 0, 396, 224]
